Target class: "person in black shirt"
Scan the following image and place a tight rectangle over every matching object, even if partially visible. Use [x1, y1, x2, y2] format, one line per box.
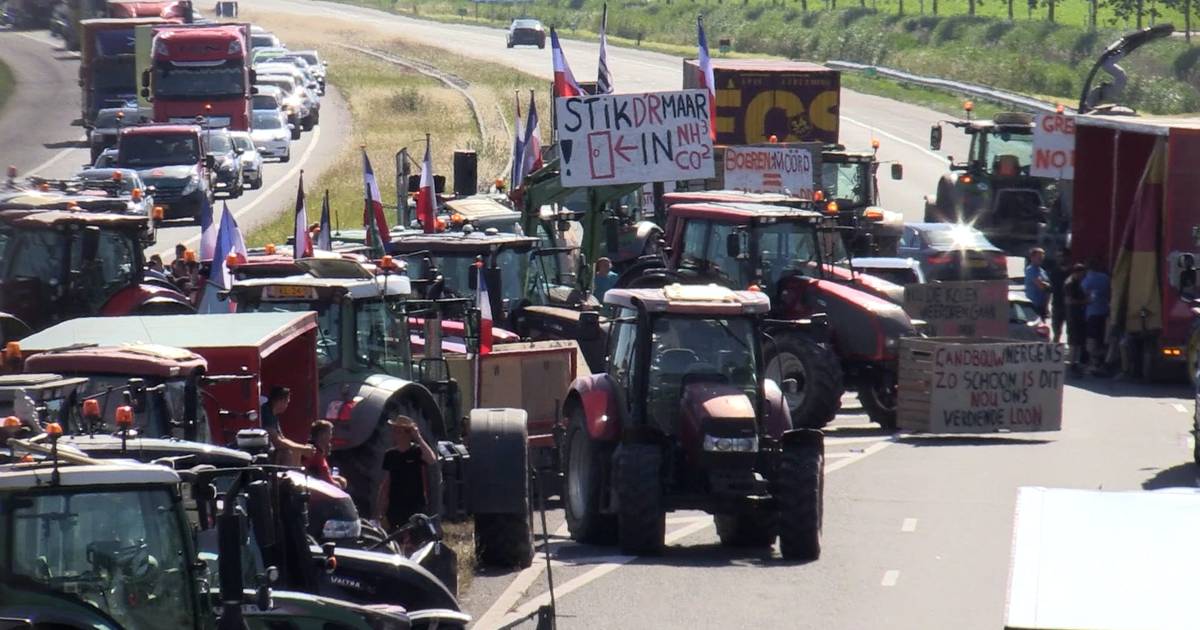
[260, 386, 315, 466]
[375, 415, 437, 529]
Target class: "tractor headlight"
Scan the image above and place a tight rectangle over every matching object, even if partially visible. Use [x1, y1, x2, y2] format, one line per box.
[702, 434, 758, 453]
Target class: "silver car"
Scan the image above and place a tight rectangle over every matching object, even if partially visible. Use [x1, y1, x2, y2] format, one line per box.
[75, 167, 155, 216]
[230, 131, 263, 189]
[290, 50, 327, 94]
[251, 109, 292, 162]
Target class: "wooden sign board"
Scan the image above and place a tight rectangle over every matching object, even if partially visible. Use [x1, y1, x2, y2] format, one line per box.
[903, 280, 1008, 338]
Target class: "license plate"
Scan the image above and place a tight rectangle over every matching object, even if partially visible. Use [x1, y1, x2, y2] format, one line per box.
[969, 258, 988, 268]
[263, 285, 317, 300]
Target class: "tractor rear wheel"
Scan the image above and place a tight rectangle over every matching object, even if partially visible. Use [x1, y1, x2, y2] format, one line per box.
[714, 511, 778, 547]
[563, 407, 617, 544]
[777, 440, 823, 561]
[765, 334, 843, 429]
[859, 371, 898, 430]
[614, 443, 665, 555]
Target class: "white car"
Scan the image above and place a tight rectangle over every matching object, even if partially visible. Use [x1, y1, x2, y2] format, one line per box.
[251, 109, 292, 162]
[230, 131, 263, 189]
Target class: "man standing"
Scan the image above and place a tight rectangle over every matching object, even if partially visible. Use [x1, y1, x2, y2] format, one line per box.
[593, 257, 618, 301]
[1081, 259, 1111, 375]
[260, 386, 315, 466]
[1024, 247, 1051, 319]
[1049, 247, 1071, 343]
[376, 416, 437, 530]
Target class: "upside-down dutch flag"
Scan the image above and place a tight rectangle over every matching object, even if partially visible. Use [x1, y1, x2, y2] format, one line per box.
[316, 189, 332, 251]
[362, 149, 390, 249]
[415, 136, 436, 234]
[212, 202, 247, 291]
[476, 264, 493, 356]
[550, 28, 582, 98]
[521, 90, 543, 177]
[199, 194, 217, 261]
[696, 16, 717, 141]
[510, 92, 526, 189]
[597, 3, 613, 94]
[293, 172, 313, 259]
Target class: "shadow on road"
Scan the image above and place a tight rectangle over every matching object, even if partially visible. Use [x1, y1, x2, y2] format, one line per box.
[823, 425, 892, 438]
[1067, 376, 1191, 400]
[1142, 463, 1199, 490]
[895, 435, 1053, 447]
[43, 139, 85, 149]
[632, 541, 815, 569]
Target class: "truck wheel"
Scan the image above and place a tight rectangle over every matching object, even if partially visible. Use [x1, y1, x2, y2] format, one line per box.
[614, 443, 665, 555]
[777, 439, 823, 561]
[858, 372, 898, 430]
[714, 511, 777, 548]
[475, 513, 533, 568]
[765, 335, 843, 429]
[563, 406, 616, 544]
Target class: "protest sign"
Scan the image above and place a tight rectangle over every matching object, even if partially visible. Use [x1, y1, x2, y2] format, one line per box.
[723, 144, 816, 195]
[898, 338, 1065, 433]
[555, 90, 715, 187]
[903, 280, 1008, 337]
[1032, 113, 1075, 180]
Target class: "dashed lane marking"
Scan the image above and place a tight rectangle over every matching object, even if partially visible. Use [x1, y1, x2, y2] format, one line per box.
[901, 518, 918, 533]
[1173, 403, 1188, 413]
[881, 570, 900, 587]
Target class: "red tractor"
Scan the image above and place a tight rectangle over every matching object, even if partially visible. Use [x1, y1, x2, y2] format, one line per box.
[0, 208, 193, 336]
[562, 284, 824, 559]
[626, 200, 917, 429]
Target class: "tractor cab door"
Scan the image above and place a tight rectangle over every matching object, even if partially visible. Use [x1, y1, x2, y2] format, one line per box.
[605, 307, 641, 430]
[70, 227, 139, 315]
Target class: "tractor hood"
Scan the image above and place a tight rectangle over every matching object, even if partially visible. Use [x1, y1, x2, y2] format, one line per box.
[679, 381, 758, 452]
[779, 275, 915, 361]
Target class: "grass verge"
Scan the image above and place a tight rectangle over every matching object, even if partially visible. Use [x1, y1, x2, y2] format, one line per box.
[0, 58, 14, 115]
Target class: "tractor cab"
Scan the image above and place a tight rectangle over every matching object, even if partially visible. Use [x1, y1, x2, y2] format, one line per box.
[821, 146, 904, 255]
[0, 209, 191, 333]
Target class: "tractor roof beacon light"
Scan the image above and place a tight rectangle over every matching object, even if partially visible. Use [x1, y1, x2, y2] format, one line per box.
[82, 398, 101, 434]
[152, 206, 164, 221]
[264, 243, 276, 255]
[964, 100, 974, 121]
[871, 138, 880, 151]
[46, 422, 63, 484]
[115, 405, 134, 453]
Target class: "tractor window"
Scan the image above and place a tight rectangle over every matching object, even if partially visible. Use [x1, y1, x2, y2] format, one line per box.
[678, 220, 709, 269]
[984, 131, 1034, 176]
[2, 229, 64, 283]
[355, 299, 407, 376]
[647, 316, 758, 428]
[242, 300, 341, 369]
[702, 222, 751, 288]
[6, 488, 195, 629]
[821, 162, 869, 207]
[70, 230, 137, 313]
[607, 307, 638, 387]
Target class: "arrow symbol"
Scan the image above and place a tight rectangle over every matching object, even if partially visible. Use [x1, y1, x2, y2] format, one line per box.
[614, 135, 637, 163]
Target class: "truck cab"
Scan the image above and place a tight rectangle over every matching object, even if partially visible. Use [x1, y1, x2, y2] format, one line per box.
[142, 23, 253, 130]
[116, 123, 213, 221]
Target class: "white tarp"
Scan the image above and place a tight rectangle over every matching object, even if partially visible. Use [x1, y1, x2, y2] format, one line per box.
[1031, 113, 1075, 180]
[555, 90, 714, 187]
[723, 145, 815, 195]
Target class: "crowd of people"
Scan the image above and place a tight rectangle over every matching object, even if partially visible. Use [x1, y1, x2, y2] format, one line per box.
[1025, 247, 1113, 376]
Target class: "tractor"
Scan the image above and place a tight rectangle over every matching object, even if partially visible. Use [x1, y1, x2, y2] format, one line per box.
[821, 145, 905, 256]
[925, 111, 1061, 252]
[561, 284, 824, 558]
[0, 208, 193, 336]
[628, 201, 917, 429]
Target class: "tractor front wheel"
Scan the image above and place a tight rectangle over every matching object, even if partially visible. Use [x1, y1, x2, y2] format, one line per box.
[765, 335, 843, 429]
[859, 371, 898, 430]
[777, 440, 823, 561]
[614, 443, 665, 555]
[563, 407, 616, 544]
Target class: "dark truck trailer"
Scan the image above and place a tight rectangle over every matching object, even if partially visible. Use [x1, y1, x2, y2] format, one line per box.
[682, 59, 840, 146]
[1069, 115, 1200, 382]
[79, 18, 165, 127]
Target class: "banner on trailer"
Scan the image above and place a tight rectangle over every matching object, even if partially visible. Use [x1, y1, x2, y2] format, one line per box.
[554, 89, 714, 187]
[1032, 113, 1075, 180]
[723, 145, 816, 195]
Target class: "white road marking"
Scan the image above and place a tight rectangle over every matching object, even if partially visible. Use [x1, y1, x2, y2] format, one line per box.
[842, 115, 946, 163]
[827, 439, 892, 474]
[472, 522, 570, 630]
[900, 518, 918, 533]
[1173, 403, 1188, 413]
[881, 570, 900, 587]
[825, 435, 895, 445]
[825, 452, 858, 459]
[155, 120, 325, 256]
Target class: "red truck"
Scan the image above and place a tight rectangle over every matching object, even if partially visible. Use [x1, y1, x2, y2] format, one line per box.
[1069, 114, 1200, 382]
[140, 22, 253, 130]
[106, 0, 187, 19]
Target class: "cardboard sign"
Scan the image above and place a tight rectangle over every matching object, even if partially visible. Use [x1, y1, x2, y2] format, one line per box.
[1032, 113, 1075, 180]
[926, 341, 1065, 432]
[904, 280, 1008, 337]
[723, 145, 815, 195]
[554, 90, 715, 187]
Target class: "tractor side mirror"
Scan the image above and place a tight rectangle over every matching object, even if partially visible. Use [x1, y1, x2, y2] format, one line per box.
[578, 310, 601, 341]
[125, 378, 148, 412]
[140, 69, 150, 88]
[81, 226, 101, 262]
[891, 163, 904, 180]
[781, 378, 799, 394]
[140, 88, 150, 98]
[929, 125, 942, 151]
[725, 232, 741, 258]
[246, 480, 276, 547]
[205, 154, 216, 170]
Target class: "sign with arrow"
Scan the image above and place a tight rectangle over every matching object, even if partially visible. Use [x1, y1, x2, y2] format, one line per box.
[554, 89, 715, 187]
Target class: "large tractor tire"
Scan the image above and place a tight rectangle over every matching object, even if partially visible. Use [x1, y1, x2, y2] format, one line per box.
[614, 443, 665, 555]
[474, 513, 532, 568]
[777, 436, 823, 561]
[563, 406, 617, 544]
[334, 400, 426, 518]
[714, 511, 778, 548]
[859, 371, 898, 430]
[765, 334, 843, 429]
[468, 408, 534, 569]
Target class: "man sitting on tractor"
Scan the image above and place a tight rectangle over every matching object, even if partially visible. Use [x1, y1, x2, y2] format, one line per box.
[261, 386, 316, 466]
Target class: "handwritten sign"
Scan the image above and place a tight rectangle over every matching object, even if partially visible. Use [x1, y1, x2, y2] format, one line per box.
[925, 341, 1065, 432]
[723, 145, 815, 195]
[904, 280, 1008, 337]
[555, 90, 715, 187]
[1032, 113, 1075, 180]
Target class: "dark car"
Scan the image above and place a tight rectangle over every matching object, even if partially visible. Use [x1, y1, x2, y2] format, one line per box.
[896, 222, 1008, 282]
[201, 127, 244, 199]
[506, 18, 546, 48]
[89, 107, 142, 163]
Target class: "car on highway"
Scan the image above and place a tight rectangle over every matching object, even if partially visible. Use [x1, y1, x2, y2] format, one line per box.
[506, 18, 546, 48]
[250, 29, 283, 51]
[252, 84, 300, 135]
[251, 109, 292, 162]
[896, 222, 1008, 282]
[290, 49, 327, 94]
[1008, 290, 1051, 341]
[88, 107, 142, 163]
[201, 127, 244, 199]
[273, 55, 322, 94]
[93, 148, 119, 168]
[256, 74, 312, 135]
[115, 124, 213, 222]
[251, 46, 290, 66]
[257, 65, 321, 124]
[229, 131, 263, 190]
[75, 167, 155, 215]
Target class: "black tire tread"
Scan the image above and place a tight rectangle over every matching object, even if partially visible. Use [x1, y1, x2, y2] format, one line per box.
[562, 407, 617, 544]
[770, 334, 843, 429]
[474, 513, 533, 569]
[777, 443, 823, 561]
[614, 443, 665, 555]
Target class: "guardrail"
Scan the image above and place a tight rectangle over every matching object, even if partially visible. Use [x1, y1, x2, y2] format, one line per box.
[826, 60, 1076, 115]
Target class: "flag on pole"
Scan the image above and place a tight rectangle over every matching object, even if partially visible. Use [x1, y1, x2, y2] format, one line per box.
[510, 92, 526, 189]
[597, 3, 613, 94]
[415, 135, 436, 234]
[476, 264, 494, 356]
[696, 16, 717, 141]
[211, 202, 247, 291]
[316, 189, 332, 251]
[550, 28, 582, 98]
[199, 194, 217, 261]
[293, 172, 312, 259]
[362, 148, 390, 257]
[522, 91, 543, 177]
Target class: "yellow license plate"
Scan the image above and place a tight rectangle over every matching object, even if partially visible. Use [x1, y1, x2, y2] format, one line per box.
[969, 258, 988, 268]
[263, 285, 317, 300]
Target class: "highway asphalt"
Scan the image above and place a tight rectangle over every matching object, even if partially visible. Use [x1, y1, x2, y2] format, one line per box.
[3, 9, 1192, 629]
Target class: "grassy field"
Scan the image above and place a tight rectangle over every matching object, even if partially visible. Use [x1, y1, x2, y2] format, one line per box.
[357, 1, 1200, 113]
[0, 58, 14, 115]
[244, 10, 547, 247]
